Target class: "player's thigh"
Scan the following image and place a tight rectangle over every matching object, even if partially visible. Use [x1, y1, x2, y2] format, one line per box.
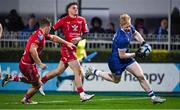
[111, 74, 121, 83]
[29, 65, 40, 83]
[56, 61, 67, 74]
[19, 62, 34, 80]
[126, 61, 144, 79]
[19, 63, 40, 84]
[68, 60, 82, 74]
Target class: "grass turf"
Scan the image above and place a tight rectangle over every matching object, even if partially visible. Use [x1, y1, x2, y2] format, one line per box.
[0, 93, 180, 109]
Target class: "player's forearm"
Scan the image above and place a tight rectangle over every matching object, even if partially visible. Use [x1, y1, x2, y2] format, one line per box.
[71, 37, 82, 44]
[51, 35, 69, 45]
[119, 53, 135, 59]
[134, 31, 145, 43]
[29, 47, 42, 65]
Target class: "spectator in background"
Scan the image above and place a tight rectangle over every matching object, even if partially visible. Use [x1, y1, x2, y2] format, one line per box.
[154, 18, 168, 35]
[134, 18, 148, 35]
[89, 17, 105, 33]
[5, 9, 24, 32]
[19, 14, 39, 46]
[23, 14, 39, 33]
[105, 22, 115, 34]
[171, 7, 180, 35]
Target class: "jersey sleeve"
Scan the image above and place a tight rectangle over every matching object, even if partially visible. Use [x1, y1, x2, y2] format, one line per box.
[33, 34, 43, 45]
[45, 34, 52, 40]
[116, 33, 128, 50]
[53, 18, 64, 30]
[131, 25, 136, 34]
[82, 18, 89, 33]
[117, 41, 128, 50]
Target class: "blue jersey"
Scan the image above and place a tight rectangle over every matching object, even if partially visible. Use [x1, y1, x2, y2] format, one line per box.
[108, 25, 136, 75]
[111, 25, 135, 60]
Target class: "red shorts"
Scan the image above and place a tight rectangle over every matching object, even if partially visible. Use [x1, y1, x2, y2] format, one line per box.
[19, 59, 40, 83]
[60, 45, 77, 64]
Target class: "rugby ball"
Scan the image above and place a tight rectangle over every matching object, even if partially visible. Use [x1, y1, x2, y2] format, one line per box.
[140, 44, 152, 56]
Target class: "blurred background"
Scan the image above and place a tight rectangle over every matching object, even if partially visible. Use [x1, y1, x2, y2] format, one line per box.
[0, 0, 179, 94]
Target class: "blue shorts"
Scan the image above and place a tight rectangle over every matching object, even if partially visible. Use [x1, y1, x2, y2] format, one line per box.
[108, 56, 135, 76]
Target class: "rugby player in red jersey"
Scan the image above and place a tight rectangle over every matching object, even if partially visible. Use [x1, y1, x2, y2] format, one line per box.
[40, 2, 94, 102]
[2, 18, 75, 104]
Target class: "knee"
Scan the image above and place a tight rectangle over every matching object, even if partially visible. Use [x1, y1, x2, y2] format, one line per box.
[113, 78, 121, 84]
[32, 82, 41, 89]
[74, 68, 83, 76]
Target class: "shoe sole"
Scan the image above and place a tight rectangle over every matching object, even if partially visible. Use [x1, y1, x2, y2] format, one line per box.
[21, 102, 38, 104]
[20, 100, 38, 104]
[85, 72, 92, 79]
[81, 95, 95, 102]
[85, 74, 90, 79]
[39, 91, 46, 96]
[152, 100, 166, 104]
[2, 74, 10, 87]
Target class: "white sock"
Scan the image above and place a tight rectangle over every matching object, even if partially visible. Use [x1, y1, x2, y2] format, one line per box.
[151, 96, 156, 100]
[94, 70, 101, 76]
[80, 92, 85, 97]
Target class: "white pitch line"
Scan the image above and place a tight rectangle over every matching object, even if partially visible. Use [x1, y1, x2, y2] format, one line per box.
[4, 102, 19, 104]
[39, 100, 68, 104]
[3, 97, 149, 104]
[4, 100, 68, 105]
[98, 97, 149, 101]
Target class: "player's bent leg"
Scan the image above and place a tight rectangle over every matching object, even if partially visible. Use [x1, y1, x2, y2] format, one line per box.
[85, 66, 120, 83]
[126, 61, 166, 104]
[21, 82, 41, 104]
[40, 61, 67, 95]
[68, 60, 83, 88]
[41, 61, 67, 84]
[126, 61, 151, 92]
[1, 73, 25, 87]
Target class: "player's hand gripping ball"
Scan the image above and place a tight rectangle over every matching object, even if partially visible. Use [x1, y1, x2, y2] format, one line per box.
[140, 43, 152, 56]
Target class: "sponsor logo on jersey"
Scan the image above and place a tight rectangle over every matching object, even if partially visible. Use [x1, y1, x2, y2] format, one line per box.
[38, 34, 43, 41]
[72, 25, 78, 31]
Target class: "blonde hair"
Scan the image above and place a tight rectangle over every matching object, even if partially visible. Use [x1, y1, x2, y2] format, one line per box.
[120, 13, 131, 26]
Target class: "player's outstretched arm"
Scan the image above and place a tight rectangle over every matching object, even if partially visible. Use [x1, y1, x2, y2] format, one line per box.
[71, 37, 81, 45]
[29, 43, 46, 69]
[50, 35, 76, 49]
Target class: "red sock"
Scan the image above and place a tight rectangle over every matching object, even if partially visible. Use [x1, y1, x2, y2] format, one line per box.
[10, 75, 19, 82]
[77, 87, 84, 93]
[24, 94, 31, 100]
[41, 75, 47, 84]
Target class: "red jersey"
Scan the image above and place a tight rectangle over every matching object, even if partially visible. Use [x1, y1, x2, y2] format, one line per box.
[53, 15, 89, 42]
[22, 29, 51, 64]
[53, 15, 89, 63]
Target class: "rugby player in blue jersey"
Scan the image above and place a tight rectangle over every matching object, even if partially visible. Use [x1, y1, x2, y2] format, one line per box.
[85, 14, 166, 104]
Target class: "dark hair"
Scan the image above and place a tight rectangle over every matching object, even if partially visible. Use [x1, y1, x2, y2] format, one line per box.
[29, 14, 35, 19]
[91, 17, 102, 27]
[10, 9, 18, 16]
[39, 18, 51, 28]
[110, 22, 115, 28]
[66, 2, 78, 14]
